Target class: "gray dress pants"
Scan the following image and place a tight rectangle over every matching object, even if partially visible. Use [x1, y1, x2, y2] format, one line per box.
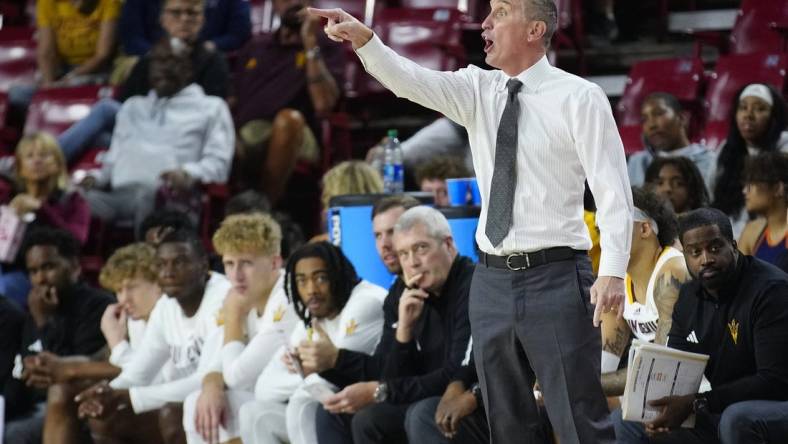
[469, 254, 614, 444]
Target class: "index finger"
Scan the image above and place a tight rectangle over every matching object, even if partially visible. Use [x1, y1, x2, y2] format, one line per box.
[307, 7, 340, 20]
[405, 273, 424, 288]
[592, 299, 603, 327]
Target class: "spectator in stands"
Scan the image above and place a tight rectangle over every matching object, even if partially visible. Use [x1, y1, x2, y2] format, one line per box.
[644, 156, 710, 214]
[600, 188, 687, 397]
[233, 0, 344, 204]
[311, 160, 383, 242]
[712, 83, 788, 239]
[2, 228, 113, 444]
[312, 206, 474, 444]
[120, 0, 251, 56]
[238, 241, 386, 444]
[57, 0, 231, 164]
[182, 213, 299, 444]
[415, 156, 471, 207]
[77, 38, 234, 236]
[7, 0, 120, 111]
[738, 152, 788, 273]
[38, 243, 163, 444]
[75, 229, 231, 444]
[321, 161, 384, 213]
[0, 297, 25, 415]
[7, 133, 90, 244]
[613, 208, 788, 443]
[0, 133, 90, 307]
[628, 93, 715, 191]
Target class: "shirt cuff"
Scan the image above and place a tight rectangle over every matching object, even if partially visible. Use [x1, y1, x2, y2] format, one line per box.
[108, 340, 131, 367]
[355, 34, 385, 71]
[598, 251, 629, 279]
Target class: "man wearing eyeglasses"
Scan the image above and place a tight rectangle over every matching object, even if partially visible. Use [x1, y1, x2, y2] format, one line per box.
[303, 205, 475, 444]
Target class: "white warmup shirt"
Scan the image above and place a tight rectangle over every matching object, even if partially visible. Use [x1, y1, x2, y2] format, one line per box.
[110, 272, 231, 413]
[237, 280, 387, 444]
[219, 271, 299, 390]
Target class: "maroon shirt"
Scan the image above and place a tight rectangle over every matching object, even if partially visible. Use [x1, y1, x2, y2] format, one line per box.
[2, 189, 90, 245]
[233, 31, 345, 134]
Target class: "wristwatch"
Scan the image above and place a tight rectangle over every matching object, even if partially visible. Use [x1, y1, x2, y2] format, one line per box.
[373, 382, 389, 404]
[470, 383, 483, 406]
[692, 394, 709, 413]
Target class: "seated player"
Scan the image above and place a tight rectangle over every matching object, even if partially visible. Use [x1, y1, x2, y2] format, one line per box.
[75, 229, 231, 444]
[600, 188, 689, 397]
[238, 242, 387, 444]
[182, 213, 299, 444]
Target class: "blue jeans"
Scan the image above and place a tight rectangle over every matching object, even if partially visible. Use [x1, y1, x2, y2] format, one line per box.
[57, 98, 120, 162]
[718, 400, 788, 444]
[612, 400, 788, 444]
[404, 397, 449, 444]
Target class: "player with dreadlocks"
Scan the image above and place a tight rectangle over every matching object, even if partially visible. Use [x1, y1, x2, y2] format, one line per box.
[237, 242, 387, 444]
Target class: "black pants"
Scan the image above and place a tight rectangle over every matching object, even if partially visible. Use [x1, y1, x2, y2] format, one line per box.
[469, 256, 614, 444]
[316, 403, 409, 444]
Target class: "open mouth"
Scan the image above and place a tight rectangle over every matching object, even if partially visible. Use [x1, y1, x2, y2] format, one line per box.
[700, 269, 719, 280]
[483, 36, 494, 53]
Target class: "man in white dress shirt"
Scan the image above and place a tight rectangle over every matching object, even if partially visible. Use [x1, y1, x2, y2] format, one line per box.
[183, 213, 299, 444]
[310, 1, 633, 442]
[75, 229, 231, 444]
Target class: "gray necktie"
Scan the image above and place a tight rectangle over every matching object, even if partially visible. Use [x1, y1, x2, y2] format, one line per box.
[485, 78, 523, 247]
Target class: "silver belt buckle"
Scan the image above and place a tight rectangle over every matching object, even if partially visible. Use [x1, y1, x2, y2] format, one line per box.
[505, 252, 530, 271]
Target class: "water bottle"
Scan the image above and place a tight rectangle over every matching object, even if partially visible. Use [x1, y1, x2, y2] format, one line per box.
[383, 129, 404, 194]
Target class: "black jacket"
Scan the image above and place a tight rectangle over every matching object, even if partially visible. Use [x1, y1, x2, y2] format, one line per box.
[322, 255, 474, 404]
[3, 282, 113, 418]
[668, 255, 788, 413]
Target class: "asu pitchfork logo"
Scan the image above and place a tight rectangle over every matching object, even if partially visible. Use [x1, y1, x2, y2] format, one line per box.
[727, 319, 740, 345]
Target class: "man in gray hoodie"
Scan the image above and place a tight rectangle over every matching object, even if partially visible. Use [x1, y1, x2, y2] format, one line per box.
[78, 38, 234, 234]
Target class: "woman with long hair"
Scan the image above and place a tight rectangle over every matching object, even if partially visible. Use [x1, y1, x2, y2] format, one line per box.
[711, 83, 788, 238]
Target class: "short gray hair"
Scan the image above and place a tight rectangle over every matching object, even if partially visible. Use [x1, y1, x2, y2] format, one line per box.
[524, 0, 558, 49]
[394, 206, 452, 241]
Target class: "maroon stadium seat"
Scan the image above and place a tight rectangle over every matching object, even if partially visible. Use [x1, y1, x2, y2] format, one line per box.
[615, 57, 705, 129]
[729, 0, 788, 54]
[346, 7, 467, 98]
[618, 124, 645, 156]
[0, 28, 37, 93]
[24, 85, 115, 137]
[703, 52, 787, 125]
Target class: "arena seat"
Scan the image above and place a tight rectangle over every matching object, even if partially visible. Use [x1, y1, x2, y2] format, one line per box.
[729, 0, 788, 54]
[24, 85, 115, 137]
[703, 52, 787, 125]
[615, 57, 704, 129]
[346, 7, 467, 99]
[0, 27, 36, 93]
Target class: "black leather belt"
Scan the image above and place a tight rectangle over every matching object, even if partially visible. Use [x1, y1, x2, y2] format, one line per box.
[479, 247, 585, 271]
